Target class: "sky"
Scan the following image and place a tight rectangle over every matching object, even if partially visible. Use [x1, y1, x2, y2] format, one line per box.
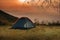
[0, 0, 60, 23]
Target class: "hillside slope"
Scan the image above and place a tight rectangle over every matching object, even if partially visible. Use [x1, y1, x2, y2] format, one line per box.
[0, 10, 18, 25]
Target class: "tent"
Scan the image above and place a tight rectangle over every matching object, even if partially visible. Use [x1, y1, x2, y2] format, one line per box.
[12, 17, 35, 29]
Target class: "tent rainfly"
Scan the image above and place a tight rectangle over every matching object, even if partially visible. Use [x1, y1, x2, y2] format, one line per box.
[12, 17, 35, 29]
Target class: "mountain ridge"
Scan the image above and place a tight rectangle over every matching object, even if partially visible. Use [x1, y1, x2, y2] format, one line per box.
[0, 10, 18, 25]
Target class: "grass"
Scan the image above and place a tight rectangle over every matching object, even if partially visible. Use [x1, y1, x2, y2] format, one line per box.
[0, 26, 60, 40]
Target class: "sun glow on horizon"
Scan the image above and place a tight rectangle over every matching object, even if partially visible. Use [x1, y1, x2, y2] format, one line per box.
[18, 0, 26, 3]
[18, 0, 31, 6]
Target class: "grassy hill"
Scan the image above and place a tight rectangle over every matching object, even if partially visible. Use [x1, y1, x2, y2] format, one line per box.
[0, 10, 18, 25]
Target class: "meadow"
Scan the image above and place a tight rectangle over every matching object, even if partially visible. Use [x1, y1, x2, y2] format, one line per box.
[0, 26, 60, 40]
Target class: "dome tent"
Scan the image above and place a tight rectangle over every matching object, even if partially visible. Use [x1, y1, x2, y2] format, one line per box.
[12, 17, 35, 29]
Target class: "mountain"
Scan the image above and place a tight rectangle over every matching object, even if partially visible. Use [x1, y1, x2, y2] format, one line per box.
[0, 10, 18, 25]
